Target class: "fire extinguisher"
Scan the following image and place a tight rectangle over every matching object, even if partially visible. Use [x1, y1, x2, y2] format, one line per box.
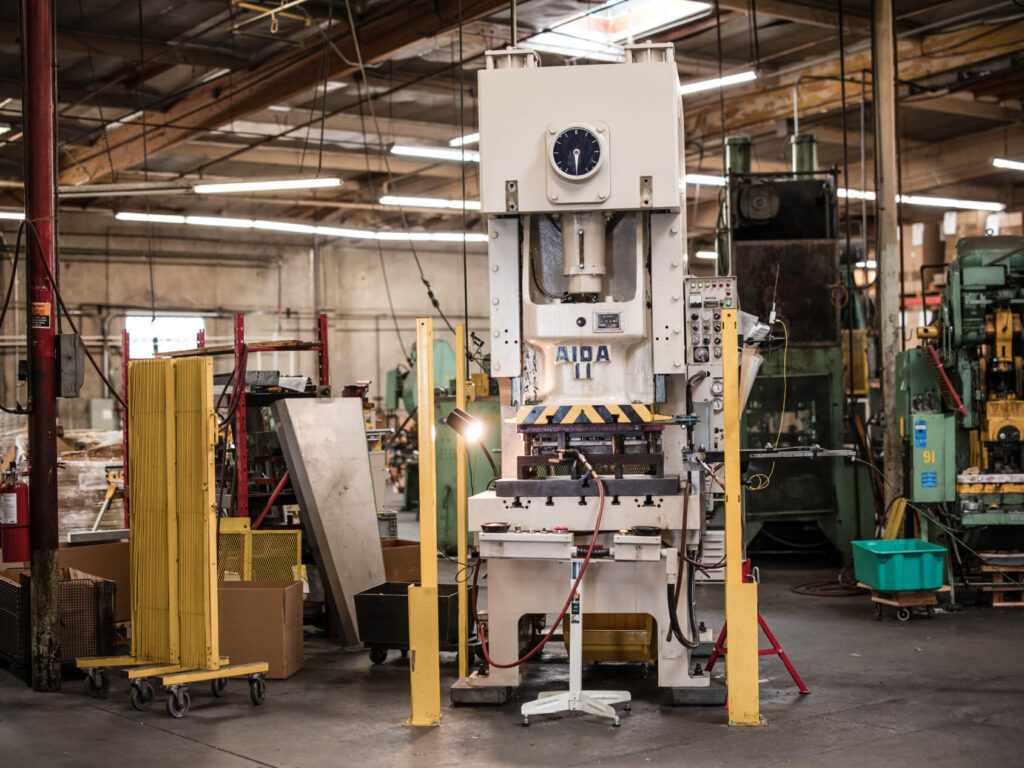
[0, 462, 29, 563]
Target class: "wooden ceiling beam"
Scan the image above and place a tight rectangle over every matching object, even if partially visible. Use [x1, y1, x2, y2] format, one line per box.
[58, 0, 510, 186]
[0, 22, 247, 70]
[902, 93, 1023, 124]
[716, 0, 866, 31]
[170, 141, 468, 179]
[686, 21, 1024, 143]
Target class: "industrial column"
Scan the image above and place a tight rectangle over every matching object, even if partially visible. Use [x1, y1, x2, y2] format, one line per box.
[22, 0, 61, 691]
[872, 0, 903, 505]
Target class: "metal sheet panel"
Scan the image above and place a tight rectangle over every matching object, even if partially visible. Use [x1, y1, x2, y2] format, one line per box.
[272, 397, 387, 645]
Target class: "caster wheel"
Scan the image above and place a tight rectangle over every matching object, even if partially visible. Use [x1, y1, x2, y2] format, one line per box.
[167, 689, 191, 718]
[896, 607, 911, 622]
[85, 672, 109, 699]
[130, 680, 154, 711]
[211, 678, 228, 698]
[521, 716, 529, 727]
[874, 603, 883, 620]
[624, 702, 631, 711]
[613, 717, 621, 727]
[249, 676, 266, 706]
[400, 650, 409, 659]
[926, 605, 936, 618]
[369, 647, 388, 665]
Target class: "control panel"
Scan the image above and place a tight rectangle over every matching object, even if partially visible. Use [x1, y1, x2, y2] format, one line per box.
[684, 276, 736, 365]
[685, 276, 738, 453]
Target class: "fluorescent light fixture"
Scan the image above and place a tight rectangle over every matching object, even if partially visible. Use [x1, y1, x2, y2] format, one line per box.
[685, 173, 727, 187]
[253, 220, 317, 234]
[193, 178, 341, 194]
[679, 70, 756, 96]
[449, 132, 479, 147]
[0, 210, 24, 220]
[695, 250, 718, 260]
[391, 145, 480, 163]
[379, 195, 481, 211]
[115, 211, 488, 242]
[992, 158, 1024, 172]
[314, 81, 347, 93]
[267, 105, 292, 112]
[838, 188, 876, 201]
[522, 32, 624, 63]
[854, 260, 877, 269]
[184, 215, 252, 228]
[115, 212, 186, 224]
[898, 194, 1004, 212]
[0, 125, 9, 136]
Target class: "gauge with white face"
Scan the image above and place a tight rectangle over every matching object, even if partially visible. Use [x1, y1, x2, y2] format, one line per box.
[551, 127, 602, 180]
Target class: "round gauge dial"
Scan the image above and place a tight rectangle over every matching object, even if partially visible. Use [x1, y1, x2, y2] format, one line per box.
[551, 127, 602, 179]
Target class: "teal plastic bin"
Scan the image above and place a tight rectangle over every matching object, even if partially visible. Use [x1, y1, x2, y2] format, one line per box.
[851, 539, 946, 591]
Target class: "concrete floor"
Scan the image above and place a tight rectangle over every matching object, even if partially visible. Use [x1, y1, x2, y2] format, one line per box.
[2, 563, 1023, 767]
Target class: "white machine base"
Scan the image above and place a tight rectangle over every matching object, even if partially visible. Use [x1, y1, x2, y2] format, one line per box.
[521, 689, 632, 727]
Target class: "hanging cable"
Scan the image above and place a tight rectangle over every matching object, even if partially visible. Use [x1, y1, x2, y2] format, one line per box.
[458, 0, 471, 371]
[712, 0, 728, 175]
[747, 319, 788, 491]
[341, 0, 456, 334]
[353, 77, 411, 365]
[0, 222, 26, 413]
[853, 457, 1024, 590]
[477, 463, 606, 668]
[24, 220, 126, 409]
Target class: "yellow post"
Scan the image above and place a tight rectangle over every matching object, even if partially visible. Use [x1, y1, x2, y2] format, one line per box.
[455, 324, 469, 680]
[722, 308, 764, 726]
[406, 318, 442, 727]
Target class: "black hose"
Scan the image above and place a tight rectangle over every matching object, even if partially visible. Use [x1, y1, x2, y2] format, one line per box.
[666, 583, 700, 649]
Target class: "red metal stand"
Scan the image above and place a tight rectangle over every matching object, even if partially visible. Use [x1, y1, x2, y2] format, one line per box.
[233, 314, 248, 518]
[705, 561, 809, 695]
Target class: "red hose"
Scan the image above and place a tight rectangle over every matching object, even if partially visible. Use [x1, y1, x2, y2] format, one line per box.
[477, 473, 606, 668]
[252, 470, 289, 529]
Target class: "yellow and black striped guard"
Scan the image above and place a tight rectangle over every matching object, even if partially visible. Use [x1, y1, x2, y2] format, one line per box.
[515, 403, 673, 425]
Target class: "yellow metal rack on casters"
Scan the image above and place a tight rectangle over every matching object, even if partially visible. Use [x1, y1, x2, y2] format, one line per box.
[77, 357, 268, 717]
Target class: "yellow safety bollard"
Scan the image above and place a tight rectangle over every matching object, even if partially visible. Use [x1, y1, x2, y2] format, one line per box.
[406, 318, 442, 727]
[722, 309, 765, 726]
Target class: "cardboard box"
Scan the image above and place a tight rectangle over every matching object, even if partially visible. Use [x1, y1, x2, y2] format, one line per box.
[942, 210, 990, 261]
[380, 538, 420, 583]
[901, 221, 944, 295]
[218, 581, 304, 679]
[59, 541, 131, 623]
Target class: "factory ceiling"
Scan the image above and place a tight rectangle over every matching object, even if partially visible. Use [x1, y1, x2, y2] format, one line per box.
[0, 0, 1020, 240]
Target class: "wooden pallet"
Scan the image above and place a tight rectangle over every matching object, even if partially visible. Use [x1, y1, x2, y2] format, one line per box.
[858, 583, 949, 607]
[980, 565, 1024, 607]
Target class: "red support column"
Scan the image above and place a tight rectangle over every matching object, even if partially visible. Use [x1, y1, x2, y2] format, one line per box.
[316, 312, 329, 390]
[234, 314, 248, 518]
[22, 0, 61, 691]
[121, 329, 130, 527]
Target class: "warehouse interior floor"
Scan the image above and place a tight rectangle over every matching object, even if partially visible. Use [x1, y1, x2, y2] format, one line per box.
[2, 562, 1023, 767]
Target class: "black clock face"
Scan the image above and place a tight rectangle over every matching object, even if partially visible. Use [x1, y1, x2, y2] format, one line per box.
[552, 127, 601, 178]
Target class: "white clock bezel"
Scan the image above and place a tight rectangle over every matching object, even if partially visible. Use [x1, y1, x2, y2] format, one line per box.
[548, 124, 606, 182]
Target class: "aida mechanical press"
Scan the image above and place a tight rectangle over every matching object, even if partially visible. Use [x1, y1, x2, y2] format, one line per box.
[451, 43, 772, 725]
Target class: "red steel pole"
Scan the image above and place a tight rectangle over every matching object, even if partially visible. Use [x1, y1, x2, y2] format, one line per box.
[22, 0, 61, 691]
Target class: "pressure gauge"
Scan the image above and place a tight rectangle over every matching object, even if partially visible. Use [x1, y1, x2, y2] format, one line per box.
[711, 380, 724, 396]
[551, 127, 602, 180]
